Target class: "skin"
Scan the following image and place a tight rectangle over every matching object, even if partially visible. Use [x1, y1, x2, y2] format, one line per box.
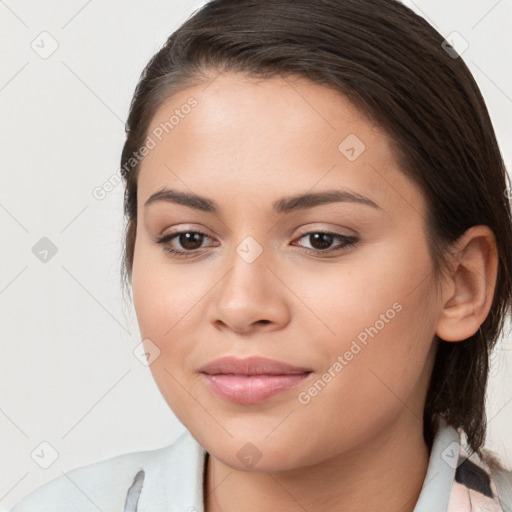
[131, 71, 498, 512]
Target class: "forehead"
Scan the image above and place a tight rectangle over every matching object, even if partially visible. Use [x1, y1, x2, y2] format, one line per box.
[136, 72, 425, 217]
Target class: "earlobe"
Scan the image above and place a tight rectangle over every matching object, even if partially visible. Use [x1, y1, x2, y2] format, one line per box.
[435, 226, 498, 343]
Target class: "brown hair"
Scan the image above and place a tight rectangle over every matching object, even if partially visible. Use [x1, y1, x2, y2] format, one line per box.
[120, 0, 512, 461]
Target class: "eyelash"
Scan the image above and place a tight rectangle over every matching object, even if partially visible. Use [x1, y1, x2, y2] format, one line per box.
[153, 229, 358, 258]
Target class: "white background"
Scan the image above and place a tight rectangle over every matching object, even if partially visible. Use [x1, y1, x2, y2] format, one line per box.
[1, 0, 511, 509]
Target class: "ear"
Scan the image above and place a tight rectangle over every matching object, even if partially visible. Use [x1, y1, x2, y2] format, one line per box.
[435, 225, 498, 342]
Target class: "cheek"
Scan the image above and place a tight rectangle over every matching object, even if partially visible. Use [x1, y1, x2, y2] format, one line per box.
[131, 237, 199, 339]
[295, 284, 437, 461]
[131, 241, 211, 395]
[132, 242, 158, 338]
[304, 235, 438, 401]
[293, 231, 436, 344]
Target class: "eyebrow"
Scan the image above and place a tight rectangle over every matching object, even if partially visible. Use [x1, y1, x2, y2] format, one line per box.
[144, 187, 381, 214]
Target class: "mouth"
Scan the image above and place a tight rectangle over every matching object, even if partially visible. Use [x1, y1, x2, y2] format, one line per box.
[199, 356, 313, 405]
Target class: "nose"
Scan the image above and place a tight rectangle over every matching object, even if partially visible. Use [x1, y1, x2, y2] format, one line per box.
[207, 244, 291, 335]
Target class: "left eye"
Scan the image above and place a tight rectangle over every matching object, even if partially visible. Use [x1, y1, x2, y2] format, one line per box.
[154, 230, 358, 257]
[294, 232, 358, 254]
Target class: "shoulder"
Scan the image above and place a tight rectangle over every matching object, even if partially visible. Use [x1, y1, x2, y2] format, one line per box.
[9, 430, 200, 512]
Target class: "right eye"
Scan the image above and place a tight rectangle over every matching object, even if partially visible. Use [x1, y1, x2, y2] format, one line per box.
[154, 230, 216, 257]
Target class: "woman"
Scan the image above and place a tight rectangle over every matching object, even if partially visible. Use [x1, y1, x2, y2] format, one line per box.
[11, 0, 512, 511]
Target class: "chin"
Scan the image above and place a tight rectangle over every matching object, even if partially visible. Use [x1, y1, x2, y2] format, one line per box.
[199, 428, 313, 472]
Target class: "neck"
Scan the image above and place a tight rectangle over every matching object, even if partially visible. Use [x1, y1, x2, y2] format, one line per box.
[204, 413, 430, 512]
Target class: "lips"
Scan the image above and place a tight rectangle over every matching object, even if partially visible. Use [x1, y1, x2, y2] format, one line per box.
[199, 356, 312, 375]
[199, 356, 312, 404]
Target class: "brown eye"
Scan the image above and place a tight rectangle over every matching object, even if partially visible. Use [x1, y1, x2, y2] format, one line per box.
[154, 230, 214, 257]
[294, 232, 358, 255]
[175, 232, 206, 251]
[305, 233, 335, 250]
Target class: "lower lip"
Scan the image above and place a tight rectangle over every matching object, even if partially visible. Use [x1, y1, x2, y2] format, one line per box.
[201, 373, 311, 404]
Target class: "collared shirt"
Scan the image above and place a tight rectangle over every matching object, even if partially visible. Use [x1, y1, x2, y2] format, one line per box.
[10, 419, 512, 512]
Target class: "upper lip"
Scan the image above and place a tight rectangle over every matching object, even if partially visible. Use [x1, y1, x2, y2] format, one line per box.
[199, 356, 312, 375]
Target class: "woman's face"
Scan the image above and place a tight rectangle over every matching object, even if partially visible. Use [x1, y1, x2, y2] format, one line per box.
[132, 71, 442, 471]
